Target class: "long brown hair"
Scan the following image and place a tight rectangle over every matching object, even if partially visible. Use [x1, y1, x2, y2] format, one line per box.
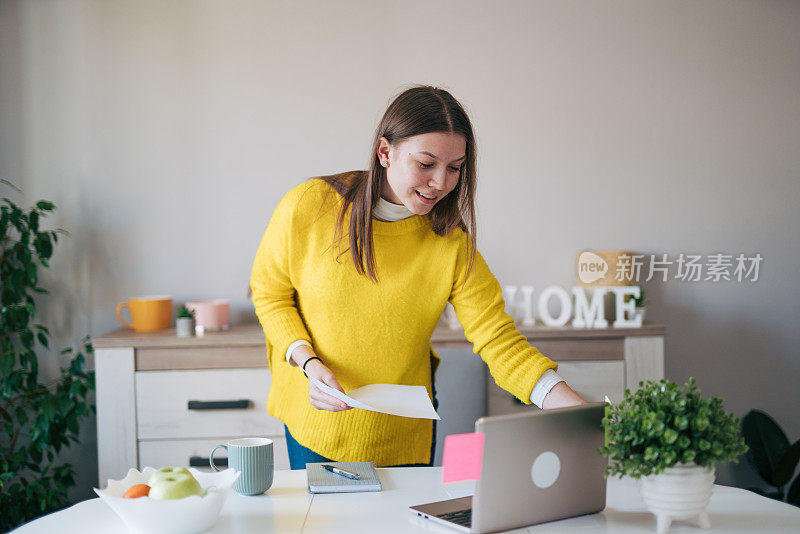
[317, 84, 477, 285]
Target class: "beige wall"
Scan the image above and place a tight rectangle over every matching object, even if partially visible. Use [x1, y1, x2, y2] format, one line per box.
[1, 0, 799, 501]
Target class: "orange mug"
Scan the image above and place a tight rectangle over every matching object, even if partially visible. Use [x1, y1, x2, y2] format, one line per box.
[116, 296, 173, 332]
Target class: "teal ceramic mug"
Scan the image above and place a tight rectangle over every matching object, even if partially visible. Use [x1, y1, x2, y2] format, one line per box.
[210, 437, 274, 495]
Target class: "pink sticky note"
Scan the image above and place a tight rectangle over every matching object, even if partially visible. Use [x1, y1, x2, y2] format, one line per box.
[441, 432, 485, 484]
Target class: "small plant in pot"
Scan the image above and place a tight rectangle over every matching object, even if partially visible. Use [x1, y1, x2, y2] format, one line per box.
[625, 288, 647, 322]
[599, 378, 748, 534]
[175, 305, 195, 338]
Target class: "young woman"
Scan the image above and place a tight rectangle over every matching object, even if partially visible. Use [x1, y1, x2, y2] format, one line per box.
[250, 85, 585, 470]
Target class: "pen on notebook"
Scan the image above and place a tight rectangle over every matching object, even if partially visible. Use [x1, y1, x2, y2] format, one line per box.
[322, 464, 361, 480]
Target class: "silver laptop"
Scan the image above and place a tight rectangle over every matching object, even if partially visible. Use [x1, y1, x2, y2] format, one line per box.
[409, 402, 608, 533]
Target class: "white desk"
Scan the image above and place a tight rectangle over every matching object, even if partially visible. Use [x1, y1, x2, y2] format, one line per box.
[13, 467, 800, 533]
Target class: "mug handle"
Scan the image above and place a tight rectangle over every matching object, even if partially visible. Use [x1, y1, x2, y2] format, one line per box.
[210, 445, 228, 472]
[116, 302, 134, 329]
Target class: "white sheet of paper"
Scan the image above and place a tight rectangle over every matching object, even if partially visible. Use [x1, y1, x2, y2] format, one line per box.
[309, 375, 441, 420]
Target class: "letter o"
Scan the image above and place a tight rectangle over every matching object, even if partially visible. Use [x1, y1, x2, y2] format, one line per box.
[537, 286, 572, 327]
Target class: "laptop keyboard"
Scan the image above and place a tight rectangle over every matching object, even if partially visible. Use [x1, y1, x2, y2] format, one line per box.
[437, 508, 472, 527]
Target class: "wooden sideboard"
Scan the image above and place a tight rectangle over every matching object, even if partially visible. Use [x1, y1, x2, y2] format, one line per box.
[93, 321, 664, 485]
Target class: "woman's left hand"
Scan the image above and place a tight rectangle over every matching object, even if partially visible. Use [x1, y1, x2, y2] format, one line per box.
[541, 382, 587, 409]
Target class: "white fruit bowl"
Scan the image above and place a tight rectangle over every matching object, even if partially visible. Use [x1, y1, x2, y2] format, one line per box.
[93, 467, 241, 534]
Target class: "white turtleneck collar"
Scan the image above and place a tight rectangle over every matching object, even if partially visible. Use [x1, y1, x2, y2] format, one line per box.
[373, 196, 415, 221]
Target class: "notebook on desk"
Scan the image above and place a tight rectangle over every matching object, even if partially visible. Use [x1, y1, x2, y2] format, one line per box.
[307, 462, 382, 493]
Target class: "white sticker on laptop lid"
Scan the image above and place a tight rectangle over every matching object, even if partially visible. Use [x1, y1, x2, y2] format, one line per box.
[531, 451, 560, 488]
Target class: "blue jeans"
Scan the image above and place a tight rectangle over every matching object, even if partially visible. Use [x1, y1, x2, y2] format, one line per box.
[285, 363, 439, 469]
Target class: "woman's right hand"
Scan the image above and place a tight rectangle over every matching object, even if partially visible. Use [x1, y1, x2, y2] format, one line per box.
[303, 358, 353, 412]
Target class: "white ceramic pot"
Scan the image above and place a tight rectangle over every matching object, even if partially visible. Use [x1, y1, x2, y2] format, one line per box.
[639, 462, 715, 534]
[176, 317, 195, 338]
[625, 306, 646, 322]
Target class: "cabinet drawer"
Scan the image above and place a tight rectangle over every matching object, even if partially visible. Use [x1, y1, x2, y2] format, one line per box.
[487, 361, 624, 416]
[556, 361, 625, 403]
[136, 368, 284, 439]
[529, 338, 623, 361]
[138, 437, 290, 472]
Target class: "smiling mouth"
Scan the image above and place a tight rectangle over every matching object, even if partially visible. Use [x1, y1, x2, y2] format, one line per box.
[416, 190, 437, 200]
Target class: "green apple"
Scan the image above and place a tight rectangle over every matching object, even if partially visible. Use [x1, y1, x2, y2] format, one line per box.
[148, 466, 192, 487]
[147, 468, 204, 500]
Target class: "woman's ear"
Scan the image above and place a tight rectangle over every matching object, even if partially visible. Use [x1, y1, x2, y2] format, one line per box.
[376, 137, 392, 166]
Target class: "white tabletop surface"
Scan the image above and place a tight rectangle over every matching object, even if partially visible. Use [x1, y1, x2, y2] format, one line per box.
[12, 467, 800, 533]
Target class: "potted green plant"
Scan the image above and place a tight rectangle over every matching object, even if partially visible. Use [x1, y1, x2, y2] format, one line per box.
[599, 378, 748, 534]
[175, 305, 195, 338]
[626, 288, 647, 322]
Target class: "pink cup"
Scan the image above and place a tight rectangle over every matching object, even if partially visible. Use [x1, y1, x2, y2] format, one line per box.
[186, 299, 230, 331]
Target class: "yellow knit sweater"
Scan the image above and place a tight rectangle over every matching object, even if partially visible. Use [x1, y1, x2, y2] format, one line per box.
[250, 175, 558, 466]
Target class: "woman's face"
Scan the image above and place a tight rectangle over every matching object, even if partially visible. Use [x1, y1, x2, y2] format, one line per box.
[377, 132, 466, 215]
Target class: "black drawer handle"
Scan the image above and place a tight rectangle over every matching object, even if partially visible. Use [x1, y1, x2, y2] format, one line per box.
[187, 399, 250, 410]
[190, 456, 227, 467]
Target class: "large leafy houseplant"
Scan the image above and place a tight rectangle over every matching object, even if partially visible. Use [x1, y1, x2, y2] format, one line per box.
[741, 409, 800, 506]
[599, 377, 748, 478]
[1, 180, 96, 531]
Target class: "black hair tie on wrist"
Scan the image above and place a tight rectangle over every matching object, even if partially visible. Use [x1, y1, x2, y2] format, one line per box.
[302, 356, 323, 372]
